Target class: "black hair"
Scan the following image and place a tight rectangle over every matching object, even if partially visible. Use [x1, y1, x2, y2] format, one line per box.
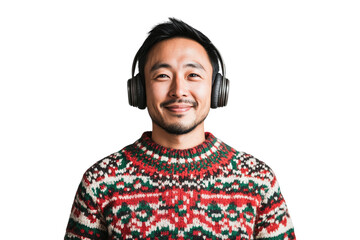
[134, 18, 220, 83]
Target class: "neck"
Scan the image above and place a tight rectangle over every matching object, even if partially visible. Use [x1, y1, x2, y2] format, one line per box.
[151, 123, 205, 149]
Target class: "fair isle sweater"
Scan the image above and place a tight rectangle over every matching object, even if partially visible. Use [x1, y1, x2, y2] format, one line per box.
[65, 132, 295, 240]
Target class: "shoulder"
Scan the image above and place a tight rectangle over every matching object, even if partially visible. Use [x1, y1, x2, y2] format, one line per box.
[211, 135, 276, 184]
[82, 145, 132, 186]
[224, 149, 283, 203]
[228, 150, 277, 185]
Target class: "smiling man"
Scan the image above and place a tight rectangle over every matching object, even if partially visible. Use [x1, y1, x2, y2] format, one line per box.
[145, 37, 213, 149]
[65, 18, 296, 240]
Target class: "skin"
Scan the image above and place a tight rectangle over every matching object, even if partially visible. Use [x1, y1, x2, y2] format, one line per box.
[144, 37, 213, 149]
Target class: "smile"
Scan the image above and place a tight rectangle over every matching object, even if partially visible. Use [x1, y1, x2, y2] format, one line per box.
[161, 99, 198, 114]
[164, 104, 193, 113]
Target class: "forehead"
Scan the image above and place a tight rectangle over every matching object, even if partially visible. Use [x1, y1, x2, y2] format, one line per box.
[145, 37, 212, 70]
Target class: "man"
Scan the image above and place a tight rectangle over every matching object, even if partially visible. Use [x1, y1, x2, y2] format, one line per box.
[65, 18, 295, 239]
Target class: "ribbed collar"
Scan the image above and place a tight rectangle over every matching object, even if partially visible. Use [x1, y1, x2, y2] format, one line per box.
[123, 132, 236, 177]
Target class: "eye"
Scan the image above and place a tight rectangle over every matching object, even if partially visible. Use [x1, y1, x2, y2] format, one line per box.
[188, 73, 201, 78]
[155, 74, 170, 80]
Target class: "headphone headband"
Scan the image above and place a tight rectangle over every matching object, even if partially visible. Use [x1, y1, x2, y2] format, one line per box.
[131, 51, 140, 78]
[212, 44, 226, 83]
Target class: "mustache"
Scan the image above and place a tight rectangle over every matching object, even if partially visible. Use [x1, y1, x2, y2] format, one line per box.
[160, 99, 198, 108]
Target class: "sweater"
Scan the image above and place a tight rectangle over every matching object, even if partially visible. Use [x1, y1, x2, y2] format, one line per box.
[65, 132, 295, 240]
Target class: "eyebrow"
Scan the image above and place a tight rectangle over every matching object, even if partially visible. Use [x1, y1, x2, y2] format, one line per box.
[184, 62, 205, 71]
[150, 63, 171, 72]
[150, 62, 206, 72]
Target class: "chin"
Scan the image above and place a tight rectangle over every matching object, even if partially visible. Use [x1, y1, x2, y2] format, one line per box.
[153, 115, 207, 135]
[162, 123, 199, 135]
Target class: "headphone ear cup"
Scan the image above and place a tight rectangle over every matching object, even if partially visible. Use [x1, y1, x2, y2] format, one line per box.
[211, 73, 222, 109]
[136, 75, 146, 109]
[211, 73, 230, 109]
[220, 77, 230, 107]
[127, 74, 146, 109]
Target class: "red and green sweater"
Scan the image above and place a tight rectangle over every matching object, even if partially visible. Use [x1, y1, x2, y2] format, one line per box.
[65, 132, 295, 240]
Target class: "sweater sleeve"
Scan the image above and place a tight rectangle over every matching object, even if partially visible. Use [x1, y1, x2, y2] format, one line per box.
[64, 176, 108, 240]
[254, 171, 296, 240]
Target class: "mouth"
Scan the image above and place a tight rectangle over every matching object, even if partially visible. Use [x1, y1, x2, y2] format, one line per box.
[165, 104, 193, 113]
[161, 99, 197, 114]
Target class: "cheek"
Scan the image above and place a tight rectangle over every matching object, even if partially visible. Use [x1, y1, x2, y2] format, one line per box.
[145, 83, 167, 107]
[192, 83, 212, 105]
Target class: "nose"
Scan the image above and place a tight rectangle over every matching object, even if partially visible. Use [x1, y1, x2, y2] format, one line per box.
[169, 74, 189, 98]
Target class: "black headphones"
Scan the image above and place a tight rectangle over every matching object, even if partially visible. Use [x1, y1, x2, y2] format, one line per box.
[127, 44, 229, 110]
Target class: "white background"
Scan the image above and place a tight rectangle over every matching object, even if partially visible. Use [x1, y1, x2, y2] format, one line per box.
[1, 0, 359, 239]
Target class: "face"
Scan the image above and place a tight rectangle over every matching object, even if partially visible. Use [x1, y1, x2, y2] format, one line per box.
[144, 37, 213, 135]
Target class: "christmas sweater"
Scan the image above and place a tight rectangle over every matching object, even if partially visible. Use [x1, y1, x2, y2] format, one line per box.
[65, 132, 295, 240]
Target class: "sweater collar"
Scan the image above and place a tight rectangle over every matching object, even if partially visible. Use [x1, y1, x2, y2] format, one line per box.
[123, 131, 236, 177]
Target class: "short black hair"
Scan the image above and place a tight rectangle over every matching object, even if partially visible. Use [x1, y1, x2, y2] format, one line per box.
[134, 18, 220, 83]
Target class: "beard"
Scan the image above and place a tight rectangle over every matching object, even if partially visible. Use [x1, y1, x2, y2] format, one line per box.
[149, 99, 209, 135]
[151, 114, 207, 135]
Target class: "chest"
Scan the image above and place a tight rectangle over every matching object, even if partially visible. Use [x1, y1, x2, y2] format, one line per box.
[98, 176, 263, 239]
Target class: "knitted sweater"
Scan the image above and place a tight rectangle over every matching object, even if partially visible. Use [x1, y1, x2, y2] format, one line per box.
[65, 132, 295, 240]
